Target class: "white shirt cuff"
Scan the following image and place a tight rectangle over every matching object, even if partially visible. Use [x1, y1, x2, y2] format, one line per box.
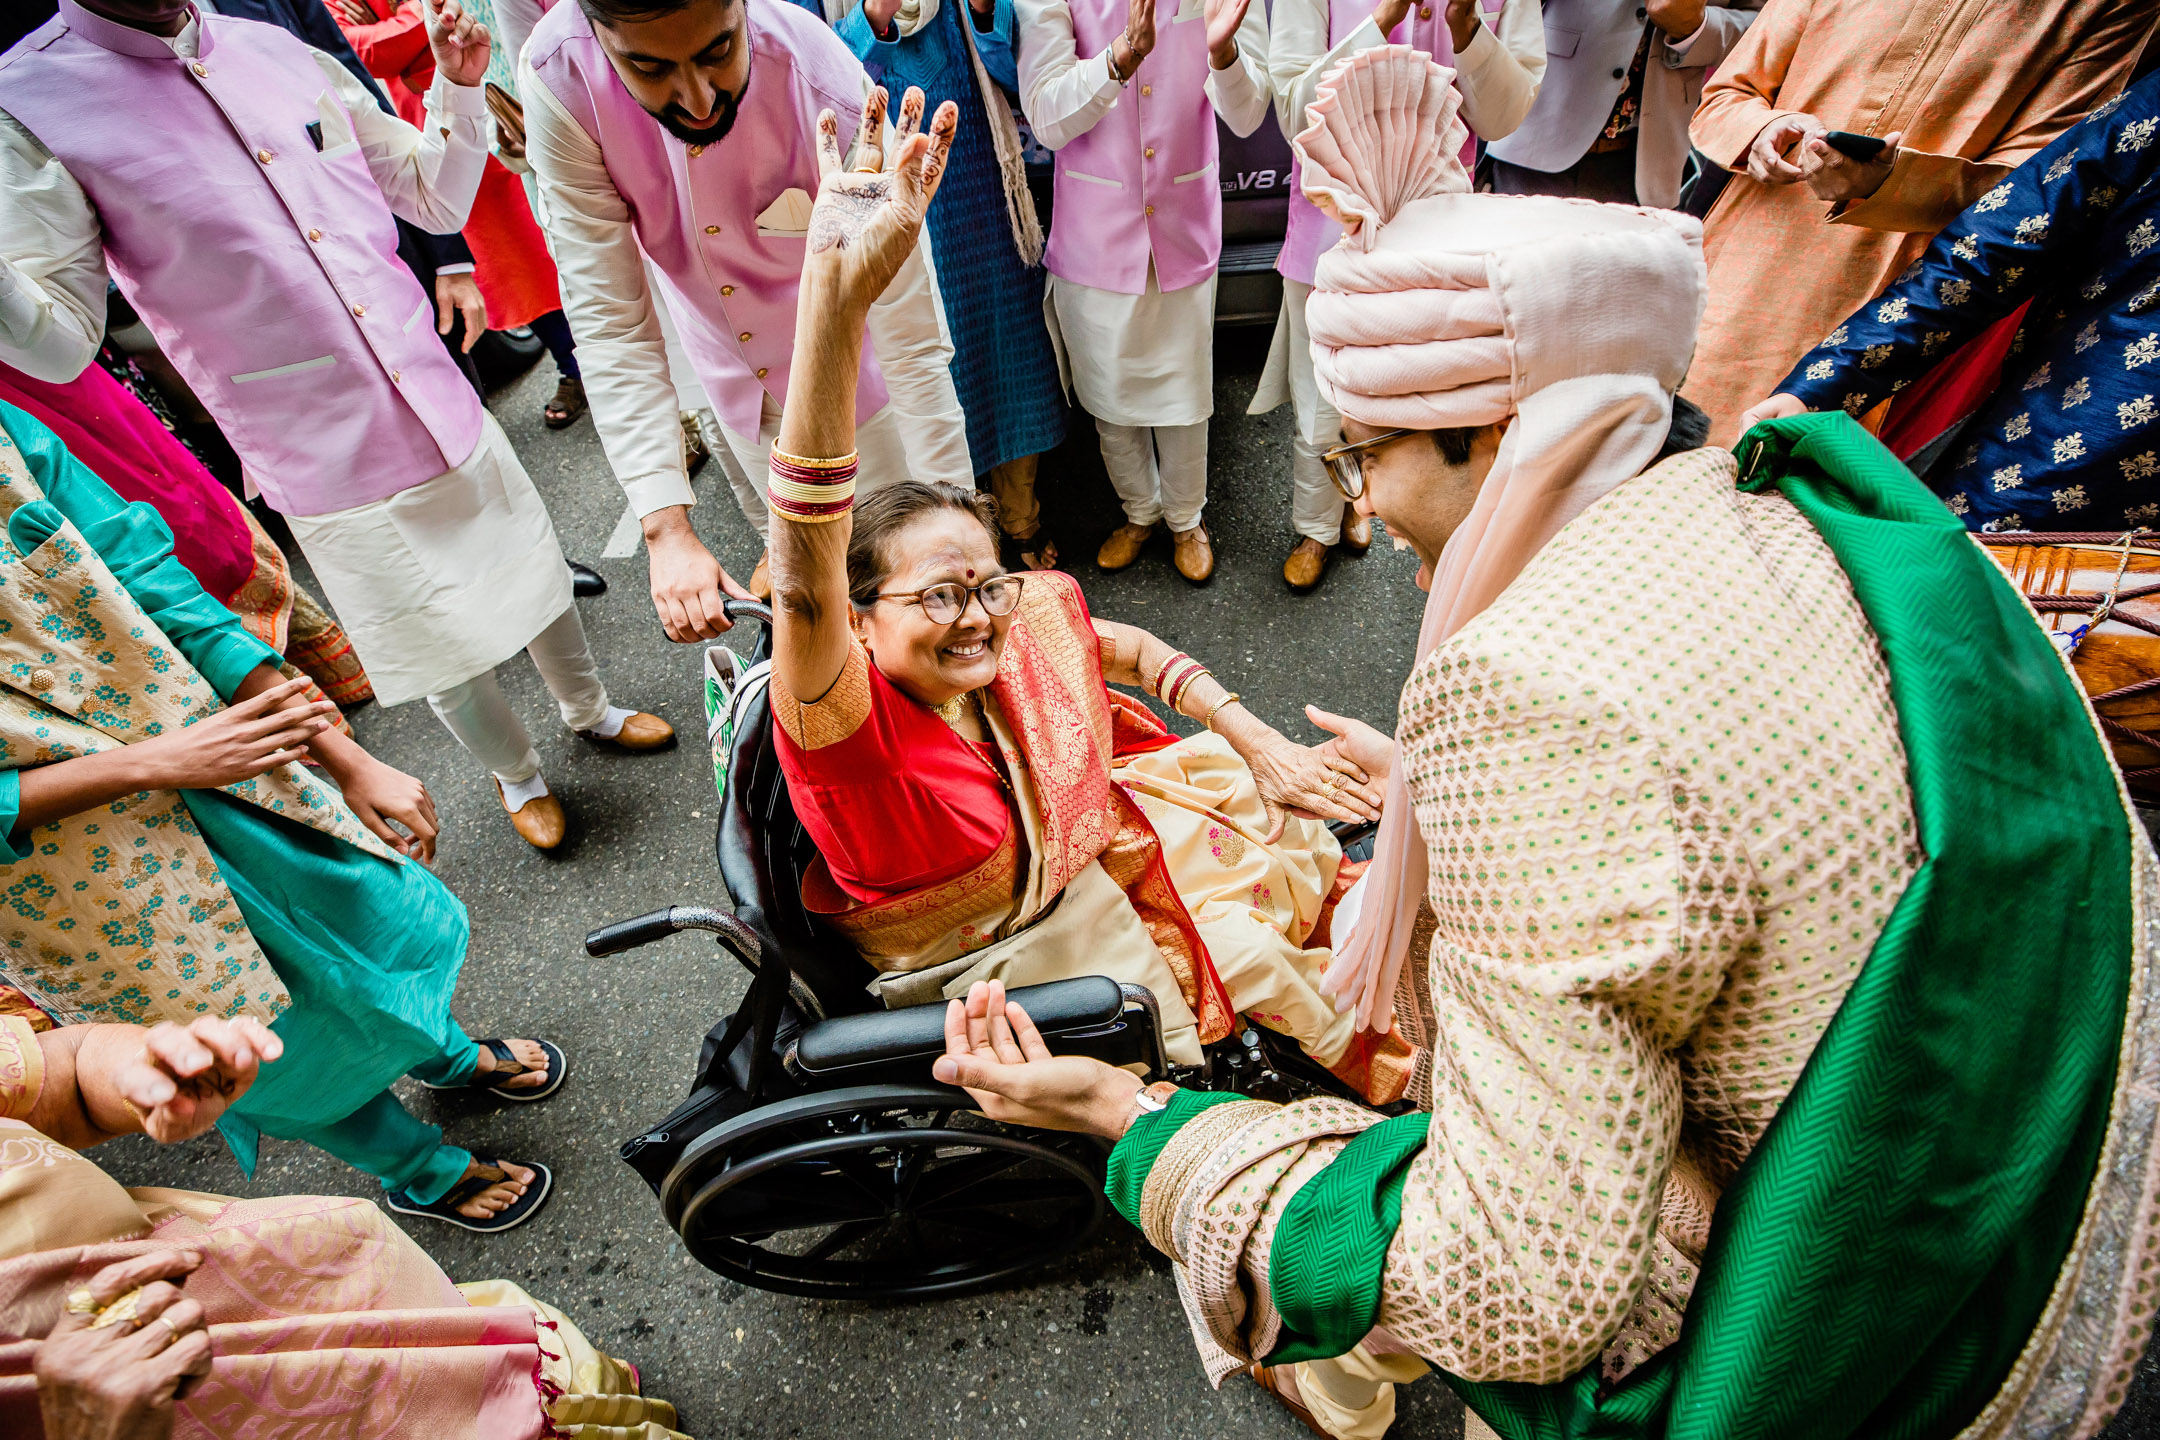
[433, 261, 476, 275]
[1087, 47, 1125, 93]
[431, 77, 490, 118]
[622, 470, 698, 520]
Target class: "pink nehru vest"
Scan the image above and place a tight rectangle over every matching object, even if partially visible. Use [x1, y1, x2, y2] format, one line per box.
[1276, 0, 1500, 286]
[528, 0, 888, 440]
[0, 2, 483, 517]
[1043, 0, 1222, 296]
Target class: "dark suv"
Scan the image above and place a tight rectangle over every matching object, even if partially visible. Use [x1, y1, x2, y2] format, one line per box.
[1215, 109, 1293, 324]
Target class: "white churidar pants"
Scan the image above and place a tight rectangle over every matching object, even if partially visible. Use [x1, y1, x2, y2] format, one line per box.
[426, 604, 610, 785]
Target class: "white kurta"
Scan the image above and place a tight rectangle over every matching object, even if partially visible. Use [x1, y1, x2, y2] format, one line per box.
[287, 414, 572, 706]
[1020, 0, 1270, 428]
[0, 20, 568, 708]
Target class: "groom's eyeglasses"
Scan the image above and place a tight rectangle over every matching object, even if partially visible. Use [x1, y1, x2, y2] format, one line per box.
[1321, 429, 1416, 500]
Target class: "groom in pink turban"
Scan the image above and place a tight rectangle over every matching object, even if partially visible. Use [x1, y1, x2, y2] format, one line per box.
[923, 44, 2160, 1440]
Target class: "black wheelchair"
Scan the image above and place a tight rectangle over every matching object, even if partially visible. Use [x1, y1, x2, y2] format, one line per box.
[586, 600, 1377, 1301]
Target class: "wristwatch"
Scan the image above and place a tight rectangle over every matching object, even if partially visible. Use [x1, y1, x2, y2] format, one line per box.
[1120, 1080, 1180, 1137]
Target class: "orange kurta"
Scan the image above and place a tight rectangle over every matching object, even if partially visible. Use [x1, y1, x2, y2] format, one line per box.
[1683, 0, 2155, 444]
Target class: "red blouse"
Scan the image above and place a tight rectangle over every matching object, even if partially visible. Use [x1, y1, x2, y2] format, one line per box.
[772, 644, 1012, 904]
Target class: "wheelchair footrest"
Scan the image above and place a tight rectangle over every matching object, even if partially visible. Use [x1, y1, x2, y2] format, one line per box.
[789, 976, 1162, 1084]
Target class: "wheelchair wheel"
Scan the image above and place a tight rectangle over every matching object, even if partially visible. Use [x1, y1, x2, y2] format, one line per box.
[664, 1085, 1108, 1300]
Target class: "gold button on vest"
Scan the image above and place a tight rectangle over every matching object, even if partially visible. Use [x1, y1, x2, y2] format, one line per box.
[29, 669, 54, 693]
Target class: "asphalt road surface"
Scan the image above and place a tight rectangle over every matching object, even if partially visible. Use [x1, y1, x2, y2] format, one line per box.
[96, 330, 2160, 1440]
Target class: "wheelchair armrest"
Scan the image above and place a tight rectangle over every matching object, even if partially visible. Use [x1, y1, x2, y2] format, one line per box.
[788, 976, 1168, 1085]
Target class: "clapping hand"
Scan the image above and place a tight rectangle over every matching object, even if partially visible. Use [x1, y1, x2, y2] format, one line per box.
[422, 0, 490, 89]
[132, 676, 335, 791]
[804, 87, 960, 312]
[1114, 0, 1156, 80]
[116, 1016, 282, 1144]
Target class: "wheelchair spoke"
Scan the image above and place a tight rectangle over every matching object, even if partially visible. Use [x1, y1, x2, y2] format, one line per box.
[920, 1177, 1094, 1216]
[794, 1218, 885, 1262]
[905, 1148, 1030, 1211]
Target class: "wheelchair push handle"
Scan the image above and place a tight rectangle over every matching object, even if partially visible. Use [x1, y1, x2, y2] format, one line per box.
[723, 598, 772, 630]
[585, 904, 758, 959]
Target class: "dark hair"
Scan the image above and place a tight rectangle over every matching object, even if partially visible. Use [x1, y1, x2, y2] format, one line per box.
[845, 481, 1002, 609]
[576, 0, 713, 24]
[1425, 393, 1710, 466]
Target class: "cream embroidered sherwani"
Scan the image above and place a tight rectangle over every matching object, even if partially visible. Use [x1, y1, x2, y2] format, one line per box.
[1151, 448, 1925, 1380]
[1138, 447, 2160, 1440]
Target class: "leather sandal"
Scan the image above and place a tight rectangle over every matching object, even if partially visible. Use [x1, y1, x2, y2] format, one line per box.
[749, 550, 773, 600]
[386, 1158, 553, 1233]
[576, 711, 677, 752]
[422, 1037, 568, 1102]
[543, 377, 586, 429]
[1002, 528, 1060, 572]
[681, 410, 710, 478]
[1248, 1363, 1332, 1438]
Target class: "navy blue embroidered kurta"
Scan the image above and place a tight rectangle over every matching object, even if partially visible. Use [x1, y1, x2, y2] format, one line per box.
[1779, 75, 2160, 531]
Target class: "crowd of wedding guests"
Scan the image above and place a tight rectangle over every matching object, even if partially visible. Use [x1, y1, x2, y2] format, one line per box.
[2, 0, 2159, 1434]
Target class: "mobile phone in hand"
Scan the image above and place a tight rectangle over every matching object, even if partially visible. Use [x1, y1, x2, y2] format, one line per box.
[1822, 130, 1887, 163]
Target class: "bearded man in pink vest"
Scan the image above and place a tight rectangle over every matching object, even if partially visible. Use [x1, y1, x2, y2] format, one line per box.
[1252, 0, 1542, 592]
[521, 0, 974, 642]
[1019, 0, 1269, 584]
[0, 0, 677, 853]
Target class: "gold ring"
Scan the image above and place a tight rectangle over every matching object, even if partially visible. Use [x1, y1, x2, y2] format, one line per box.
[65, 1288, 98, 1315]
[146, 1315, 180, 1346]
[88, 1287, 143, 1330]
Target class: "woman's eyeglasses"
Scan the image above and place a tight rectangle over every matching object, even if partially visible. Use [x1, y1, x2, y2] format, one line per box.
[874, 575, 1026, 625]
[1320, 429, 1415, 500]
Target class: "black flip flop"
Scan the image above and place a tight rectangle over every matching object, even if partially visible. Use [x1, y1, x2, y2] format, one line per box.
[386, 1158, 553, 1234]
[422, 1037, 568, 1103]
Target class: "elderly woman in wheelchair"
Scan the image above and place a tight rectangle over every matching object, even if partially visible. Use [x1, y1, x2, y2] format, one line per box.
[591, 89, 1417, 1299]
[760, 112, 1419, 1108]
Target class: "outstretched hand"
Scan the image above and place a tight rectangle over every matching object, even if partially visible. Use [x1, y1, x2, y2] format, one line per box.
[117, 1016, 282, 1144]
[804, 87, 960, 314]
[932, 981, 1139, 1139]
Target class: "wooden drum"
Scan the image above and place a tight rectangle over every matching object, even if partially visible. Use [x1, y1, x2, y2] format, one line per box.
[1979, 531, 2160, 795]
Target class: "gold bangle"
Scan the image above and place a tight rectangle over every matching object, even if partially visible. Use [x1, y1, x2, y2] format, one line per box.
[767, 446, 859, 471]
[1201, 691, 1241, 731]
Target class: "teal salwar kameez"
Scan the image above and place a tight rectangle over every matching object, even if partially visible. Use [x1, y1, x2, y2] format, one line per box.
[0, 401, 476, 1204]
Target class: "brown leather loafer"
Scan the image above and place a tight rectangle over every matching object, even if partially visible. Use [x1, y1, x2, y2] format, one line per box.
[496, 780, 567, 850]
[1171, 522, 1214, 583]
[1341, 503, 1372, 552]
[1282, 536, 1331, 591]
[1248, 1363, 1331, 1438]
[749, 550, 772, 601]
[577, 711, 676, 752]
[1095, 522, 1155, 571]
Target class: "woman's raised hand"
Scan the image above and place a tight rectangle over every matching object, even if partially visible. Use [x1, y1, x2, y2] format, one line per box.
[133, 676, 335, 791]
[805, 87, 960, 314]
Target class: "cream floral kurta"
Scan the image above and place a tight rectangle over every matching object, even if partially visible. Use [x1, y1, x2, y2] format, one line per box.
[0, 427, 395, 1026]
[1148, 448, 1925, 1383]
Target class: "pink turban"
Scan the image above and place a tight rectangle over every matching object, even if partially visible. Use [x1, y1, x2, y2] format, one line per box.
[1296, 48, 1710, 1033]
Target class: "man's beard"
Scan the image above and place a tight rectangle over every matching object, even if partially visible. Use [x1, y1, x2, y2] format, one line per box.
[648, 71, 748, 146]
